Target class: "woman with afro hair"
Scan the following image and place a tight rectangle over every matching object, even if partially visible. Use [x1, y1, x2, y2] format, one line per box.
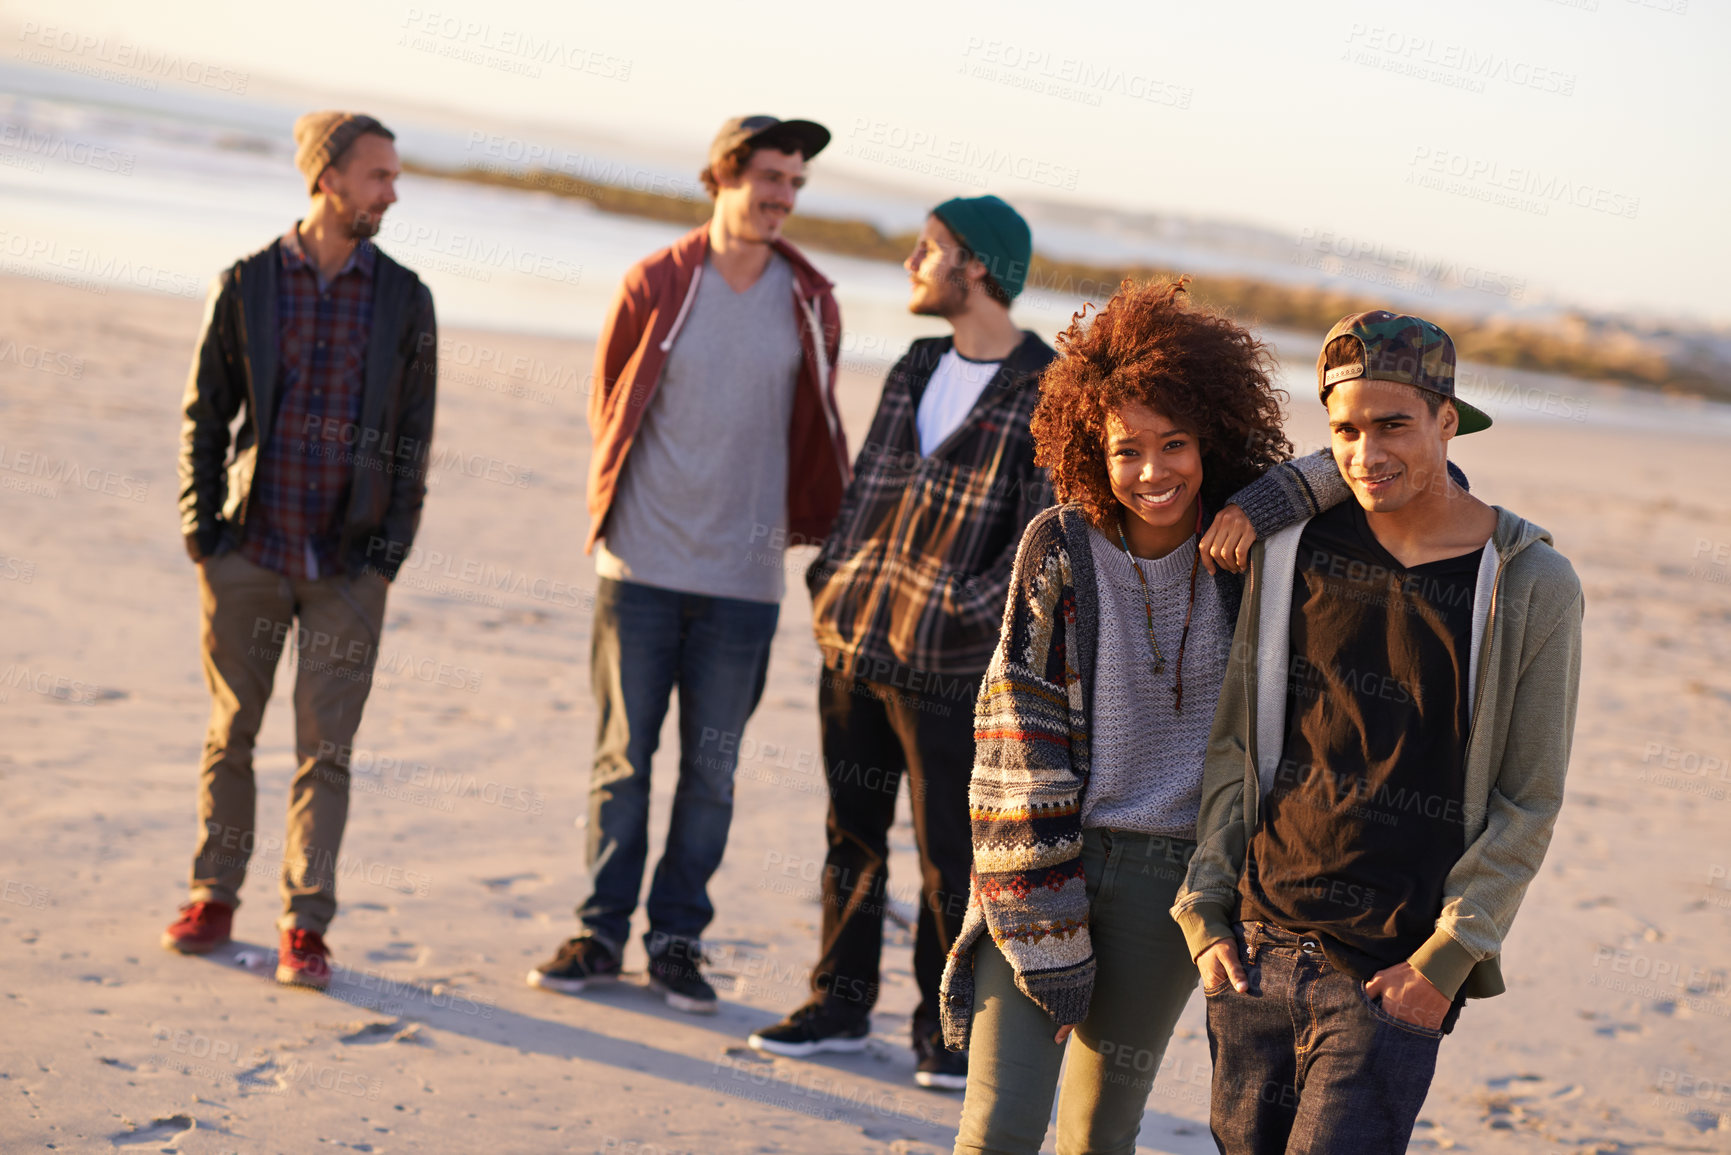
[940, 279, 1373, 1152]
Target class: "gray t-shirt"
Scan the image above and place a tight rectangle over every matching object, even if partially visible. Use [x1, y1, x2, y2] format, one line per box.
[596, 253, 803, 603]
[1081, 526, 1231, 836]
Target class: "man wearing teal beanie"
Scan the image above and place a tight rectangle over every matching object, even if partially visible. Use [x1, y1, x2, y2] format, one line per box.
[748, 195, 1053, 1093]
[929, 194, 1033, 303]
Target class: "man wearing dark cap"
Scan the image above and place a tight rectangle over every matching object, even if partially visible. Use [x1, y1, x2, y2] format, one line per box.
[528, 116, 848, 1013]
[1175, 312, 1583, 1151]
[747, 195, 1053, 1090]
[164, 112, 437, 990]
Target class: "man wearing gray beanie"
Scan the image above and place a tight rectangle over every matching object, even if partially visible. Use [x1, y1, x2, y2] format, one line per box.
[163, 111, 437, 992]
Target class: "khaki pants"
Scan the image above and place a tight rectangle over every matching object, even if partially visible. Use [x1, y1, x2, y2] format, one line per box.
[188, 549, 388, 934]
[956, 829, 1200, 1155]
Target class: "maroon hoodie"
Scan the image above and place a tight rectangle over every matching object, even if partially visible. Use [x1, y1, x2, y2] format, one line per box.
[585, 224, 850, 553]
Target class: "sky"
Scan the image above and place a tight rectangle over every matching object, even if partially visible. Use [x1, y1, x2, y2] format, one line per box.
[7, 0, 1727, 323]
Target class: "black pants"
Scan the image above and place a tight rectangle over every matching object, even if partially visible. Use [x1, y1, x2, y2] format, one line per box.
[809, 668, 978, 1035]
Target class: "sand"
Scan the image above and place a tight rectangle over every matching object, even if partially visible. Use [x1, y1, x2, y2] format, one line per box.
[1, 271, 1729, 1154]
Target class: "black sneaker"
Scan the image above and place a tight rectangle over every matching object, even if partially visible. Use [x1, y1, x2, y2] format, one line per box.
[747, 1003, 871, 1058]
[913, 1027, 967, 1091]
[646, 946, 718, 1015]
[526, 936, 621, 994]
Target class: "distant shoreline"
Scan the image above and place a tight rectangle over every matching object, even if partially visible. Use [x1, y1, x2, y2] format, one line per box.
[431, 160, 1725, 403]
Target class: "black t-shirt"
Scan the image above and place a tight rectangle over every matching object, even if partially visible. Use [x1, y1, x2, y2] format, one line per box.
[1237, 500, 1483, 984]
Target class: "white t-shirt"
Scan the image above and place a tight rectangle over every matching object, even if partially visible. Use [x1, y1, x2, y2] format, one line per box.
[915, 348, 1001, 455]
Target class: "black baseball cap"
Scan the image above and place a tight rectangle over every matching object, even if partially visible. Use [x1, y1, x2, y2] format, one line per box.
[707, 115, 830, 168]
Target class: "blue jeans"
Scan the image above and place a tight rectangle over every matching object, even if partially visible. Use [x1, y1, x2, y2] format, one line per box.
[578, 577, 778, 956]
[1205, 921, 1443, 1154]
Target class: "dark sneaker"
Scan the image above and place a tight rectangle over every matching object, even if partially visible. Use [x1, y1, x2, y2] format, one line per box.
[748, 1003, 872, 1058]
[913, 1027, 967, 1091]
[161, 901, 234, 955]
[526, 936, 622, 995]
[646, 947, 717, 1015]
[275, 928, 333, 991]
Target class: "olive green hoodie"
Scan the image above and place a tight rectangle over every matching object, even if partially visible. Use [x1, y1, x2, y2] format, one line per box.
[1171, 506, 1584, 1000]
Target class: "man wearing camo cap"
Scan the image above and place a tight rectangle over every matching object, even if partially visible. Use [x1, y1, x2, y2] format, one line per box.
[1175, 311, 1584, 1151]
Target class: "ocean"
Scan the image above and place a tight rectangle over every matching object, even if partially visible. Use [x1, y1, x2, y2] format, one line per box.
[3, 63, 1728, 436]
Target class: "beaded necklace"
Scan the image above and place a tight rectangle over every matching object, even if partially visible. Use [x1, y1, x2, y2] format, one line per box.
[1116, 502, 1203, 712]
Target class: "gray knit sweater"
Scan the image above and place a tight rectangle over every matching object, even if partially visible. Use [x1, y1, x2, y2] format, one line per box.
[1082, 528, 1231, 835]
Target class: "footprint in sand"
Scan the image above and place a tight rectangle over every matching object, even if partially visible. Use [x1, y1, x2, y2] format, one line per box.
[366, 940, 426, 964]
[1476, 1074, 1587, 1137]
[478, 873, 547, 895]
[109, 1113, 195, 1145]
[338, 1018, 429, 1046]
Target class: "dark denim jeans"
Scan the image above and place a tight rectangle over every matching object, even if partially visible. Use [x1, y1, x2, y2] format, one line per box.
[577, 577, 778, 958]
[1205, 921, 1442, 1154]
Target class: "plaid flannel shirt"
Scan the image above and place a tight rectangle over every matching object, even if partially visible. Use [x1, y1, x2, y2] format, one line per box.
[807, 332, 1056, 681]
[240, 227, 375, 579]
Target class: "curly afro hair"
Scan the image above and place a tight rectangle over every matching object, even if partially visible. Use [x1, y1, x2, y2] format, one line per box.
[1030, 278, 1292, 531]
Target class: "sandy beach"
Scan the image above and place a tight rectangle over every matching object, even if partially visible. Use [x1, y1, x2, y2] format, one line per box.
[2, 270, 1729, 1154]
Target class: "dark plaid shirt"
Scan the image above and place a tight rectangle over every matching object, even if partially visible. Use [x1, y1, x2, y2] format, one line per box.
[807, 333, 1056, 680]
[241, 227, 375, 579]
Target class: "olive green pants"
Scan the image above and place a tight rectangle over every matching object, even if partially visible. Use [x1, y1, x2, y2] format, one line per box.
[955, 828, 1199, 1155]
[188, 549, 389, 934]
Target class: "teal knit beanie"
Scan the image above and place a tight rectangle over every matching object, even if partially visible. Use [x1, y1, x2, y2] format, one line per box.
[931, 195, 1032, 302]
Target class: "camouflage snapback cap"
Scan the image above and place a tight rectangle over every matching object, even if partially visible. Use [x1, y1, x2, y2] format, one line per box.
[1316, 310, 1492, 435]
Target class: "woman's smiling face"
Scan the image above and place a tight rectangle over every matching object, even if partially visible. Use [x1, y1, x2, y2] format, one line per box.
[1104, 400, 1203, 554]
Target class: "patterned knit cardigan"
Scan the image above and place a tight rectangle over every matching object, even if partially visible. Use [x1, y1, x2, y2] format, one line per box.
[937, 450, 1376, 1048]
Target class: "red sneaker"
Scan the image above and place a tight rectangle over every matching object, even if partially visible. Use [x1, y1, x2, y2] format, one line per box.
[275, 928, 333, 990]
[161, 901, 234, 954]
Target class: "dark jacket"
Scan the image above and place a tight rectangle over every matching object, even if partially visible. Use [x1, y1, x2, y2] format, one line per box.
[807, 332, 1055, 681]
[178, 237, 437, 580]
[585, 224, 850, 553]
